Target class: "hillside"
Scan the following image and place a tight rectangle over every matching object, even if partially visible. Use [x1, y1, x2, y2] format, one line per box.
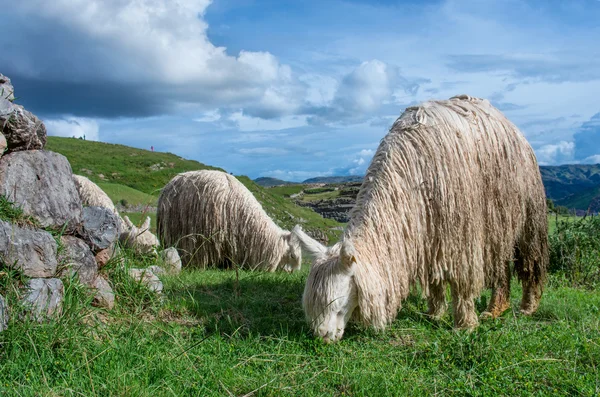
[46, 137, 222, 196]
[540, 164, 600, 202]
[46, 137, 343, 242]
[253, 177, 296, 187]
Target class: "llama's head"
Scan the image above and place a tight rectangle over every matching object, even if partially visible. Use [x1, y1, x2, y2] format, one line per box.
[278, 229, 302, 272]
[120, 215, 160, 255]
[294, 227, 358, 343]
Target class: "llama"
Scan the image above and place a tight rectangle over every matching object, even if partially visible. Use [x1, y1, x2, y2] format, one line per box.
[157, 170, 302, 272]
[296, 95, 548, 342]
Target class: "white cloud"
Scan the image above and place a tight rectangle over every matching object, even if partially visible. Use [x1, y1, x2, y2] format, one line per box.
[5, 0, 296, 116]
[44, 117, 100, 141]
[228, 112, 308, 132]
[238, 147, 289, 156]
[535, 141, 575, 165]
[194, 110, 221, 123]
[583, 154, 600, 164]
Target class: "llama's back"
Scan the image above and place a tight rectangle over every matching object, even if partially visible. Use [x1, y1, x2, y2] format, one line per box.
[350, 95, 547, 297]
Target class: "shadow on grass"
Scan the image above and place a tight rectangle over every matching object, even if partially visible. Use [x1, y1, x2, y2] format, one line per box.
[165, 271, 310, 339]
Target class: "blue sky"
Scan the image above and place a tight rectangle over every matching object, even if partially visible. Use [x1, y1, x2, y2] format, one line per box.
[1, 0, 599, 181]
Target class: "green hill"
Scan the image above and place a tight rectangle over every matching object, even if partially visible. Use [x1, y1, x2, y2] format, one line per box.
[46, 137, 343, 242]
[46, 137, 222, 195]
[254, 177, 295, 187]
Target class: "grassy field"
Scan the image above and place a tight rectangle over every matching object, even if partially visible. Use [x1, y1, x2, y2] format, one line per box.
[0, 261, 598, 396]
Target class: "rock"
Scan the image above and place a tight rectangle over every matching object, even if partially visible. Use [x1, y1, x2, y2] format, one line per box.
[58, 236, 98, 285]
[91, 276, 115, 310]
[0, 74, 14, 101]
[0, 294, 8, 332]
[0, 98, 46, 152]
[0, 151, 82, 230]
[129, 268, 163, 293]
[0, 132, 6, 157]
[147, 265, 165, 276]
[0, 220, 58, 277]
[94, 249, 111, 269]
[81, 206, 121, 252]
[22, 278, 64, 321]
[161, 247, 182, 275]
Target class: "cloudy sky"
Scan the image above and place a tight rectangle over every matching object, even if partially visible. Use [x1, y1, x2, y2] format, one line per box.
[2, 0, 599, 181]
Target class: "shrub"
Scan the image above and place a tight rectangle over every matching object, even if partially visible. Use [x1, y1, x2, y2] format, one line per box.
[549, 215, 600, 288]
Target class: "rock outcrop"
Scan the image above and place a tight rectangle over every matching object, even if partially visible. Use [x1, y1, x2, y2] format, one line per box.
[0, 294, 8, 332]
[0, 150, 82, 230]
[59, 236, 98, 286]
[0, 220, 58, 277]
[80, 206, 121, 252]
[21, 278, 64, 321]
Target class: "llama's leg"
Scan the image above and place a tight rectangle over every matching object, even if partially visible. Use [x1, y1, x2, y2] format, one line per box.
[427, 281, 447, 320]
[514, 247, 544, 316]
[481, 262, 511, 320]
[519, 277, 543, 315]
[450, 282, 479, 330]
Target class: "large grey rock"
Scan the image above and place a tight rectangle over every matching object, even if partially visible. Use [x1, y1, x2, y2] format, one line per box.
[0, 220, 58, 277]
[161, 247, 182, 275]
[0, 151, 82, 230]
[22, 278, 64, 321]
[91, 276, 115, 310]
[0, 294, 8, 332]
[58, 236, 98, 286]
[0, 74, 14, 101]
[81, 206, 120, 251]
[129, 268, 163, 293]
[0, 99, 46, 152]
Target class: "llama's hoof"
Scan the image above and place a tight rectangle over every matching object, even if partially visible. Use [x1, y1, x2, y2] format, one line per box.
[479, 311, 493, 320]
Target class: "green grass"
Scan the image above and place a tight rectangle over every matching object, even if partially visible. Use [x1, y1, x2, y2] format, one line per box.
[46, 137, 222, 196]
[267, 185, 306, 198]
[97, 182, 158, 207]
[0, 196, 39, 227]
[300, 190, 341, 202]
[0, 263, 598, 396]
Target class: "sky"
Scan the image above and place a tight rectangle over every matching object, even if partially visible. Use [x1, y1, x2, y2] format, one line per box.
[1, 0, 599, 181]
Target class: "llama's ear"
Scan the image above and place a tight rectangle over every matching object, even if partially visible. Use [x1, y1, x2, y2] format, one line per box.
[141, 216, 151, 231]
[292, 225, 327, 260]
[340, 239, 357, 273]
[123, 215, 134, 228]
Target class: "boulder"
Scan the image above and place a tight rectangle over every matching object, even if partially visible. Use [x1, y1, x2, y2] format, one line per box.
[0, 294, 8, 332]
[0, 74, 14, 101]
[0, 151, 82, 230]
[22, 278, 64, 321]
[91, 276, 115, 310]
[81, 206, 121, 252]
[0, 98, 46, 152]
[147, 265, 165, 276]
[129, 268, 163, 293]
[58, 236, 98, 286]
[161, 247, 182, 275]
[0, 220, 58, 277]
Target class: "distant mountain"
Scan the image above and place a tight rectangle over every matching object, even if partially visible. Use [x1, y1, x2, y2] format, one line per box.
[302, 176, 364, 184]
[253, 177, 296, 187]
[540, 164, 600, 201]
